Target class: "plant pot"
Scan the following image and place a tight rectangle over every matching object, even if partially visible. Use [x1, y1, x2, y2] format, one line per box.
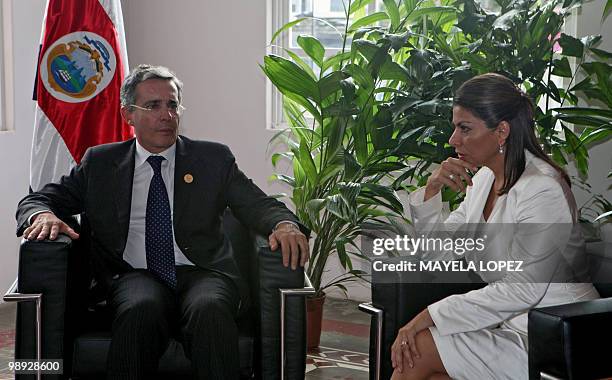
[306, 293, 326, 349]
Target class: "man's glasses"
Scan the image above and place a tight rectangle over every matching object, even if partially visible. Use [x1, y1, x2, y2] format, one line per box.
[128, 102, 186, 116]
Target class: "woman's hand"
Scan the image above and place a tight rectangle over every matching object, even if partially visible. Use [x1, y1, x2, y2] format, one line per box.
[391, 308, 435, 373]
[424, 158, 477, 201]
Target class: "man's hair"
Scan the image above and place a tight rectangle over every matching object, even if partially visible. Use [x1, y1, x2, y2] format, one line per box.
[120, 64, 183, 109]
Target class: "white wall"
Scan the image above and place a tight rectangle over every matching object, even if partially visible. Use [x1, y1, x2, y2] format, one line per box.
[0, 0, 609, 301]
[121, 0, 280, 194]
[0, 0, 46, 294]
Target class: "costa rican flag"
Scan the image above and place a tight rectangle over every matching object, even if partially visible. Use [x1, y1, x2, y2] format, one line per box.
[31, 0, 133, 191]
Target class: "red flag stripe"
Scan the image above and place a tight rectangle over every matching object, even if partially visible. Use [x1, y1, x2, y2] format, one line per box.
[36, 0, 132, 164]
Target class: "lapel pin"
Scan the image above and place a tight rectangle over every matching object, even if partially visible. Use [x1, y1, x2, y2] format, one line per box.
[184, 173, 194, 184]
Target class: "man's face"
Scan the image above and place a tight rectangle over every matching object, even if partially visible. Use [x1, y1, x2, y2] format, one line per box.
[123, 78, 180, 153]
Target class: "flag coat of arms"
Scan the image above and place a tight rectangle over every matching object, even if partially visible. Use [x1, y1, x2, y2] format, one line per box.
[31, 0, 132, 191]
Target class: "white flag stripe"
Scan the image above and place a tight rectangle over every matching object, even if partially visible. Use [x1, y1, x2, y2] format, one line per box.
[99, 0, 129, 75]
[30, 106, 74, 192]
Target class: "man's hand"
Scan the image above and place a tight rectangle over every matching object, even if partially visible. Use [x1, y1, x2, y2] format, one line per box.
[23, 212, 80, 241]
[268, 222, 309, 270]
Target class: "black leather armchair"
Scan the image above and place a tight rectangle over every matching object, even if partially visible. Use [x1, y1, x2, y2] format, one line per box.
[8, 211, 311, 380]
[360, 244, 612, 380]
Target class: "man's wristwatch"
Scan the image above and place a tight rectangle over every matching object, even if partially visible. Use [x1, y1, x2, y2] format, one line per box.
[273, 221, 300, 232]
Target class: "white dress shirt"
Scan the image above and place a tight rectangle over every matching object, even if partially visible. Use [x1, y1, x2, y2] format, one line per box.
[122, 140, 194, 268]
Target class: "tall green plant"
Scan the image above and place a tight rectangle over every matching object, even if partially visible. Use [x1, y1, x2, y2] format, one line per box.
[261, 0, 611, 296]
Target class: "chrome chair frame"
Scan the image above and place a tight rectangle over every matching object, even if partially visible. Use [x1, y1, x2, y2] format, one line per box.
[358, 302, 383, 380]
[4, 278, 43, 380]
[280, 273, 315, 380]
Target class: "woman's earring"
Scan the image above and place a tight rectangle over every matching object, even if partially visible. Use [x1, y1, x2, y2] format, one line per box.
[498, 144, 504, 154]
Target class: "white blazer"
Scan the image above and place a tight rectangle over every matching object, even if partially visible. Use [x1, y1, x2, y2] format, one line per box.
[406, 150, 599, 336]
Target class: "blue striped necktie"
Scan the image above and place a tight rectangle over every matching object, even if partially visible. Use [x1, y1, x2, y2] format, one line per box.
[145, 155, 177, 289]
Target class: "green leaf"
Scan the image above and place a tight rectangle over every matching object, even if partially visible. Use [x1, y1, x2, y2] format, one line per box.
[298, 139, 318, 183]
[594, 210, 612, 223]
[603, 0, 612, 22]
[555, 114, 612, 128]
[271, 174, 296, 187]
[284, 92, 321, 122]
[405, 6, 457, 23]
[297, 35, 326, 67]
[492, 9, 520, 31]
[306, 198, 326, 224]
[262, 55, 319, 100]
[579, 127, 612, 147]
[343, 150, 362, 179]
[360, 183, 403, 212]
[271, 152, 293, 167]
[339, 182, 362, 207]
[322, 52, 352, 72]
[349, 12, 390, 32]
[349, 0, 376, 15]
[590, 47, 612, 59]
[352, 39, 380, 62]
[562, 125, 589, 175]
[581, 35, 602, 48]
[551, 57, 572, 78]
[319, 71, 349, 99]
[326, 194, 357, 224]
[558, 33, 584, 57]
[336, 239, 350, 269]
[344, 63, 375, 90]
[379, 60, 410, 81]
[284, 49, 317, 80]
[551, 146, 568, 166]
[402, 0, 421, 15]
[383, 0, 401, 30]
[322, 102, 360, 117]
[270, 18, 307, 44]
[552, 107, 612, 119]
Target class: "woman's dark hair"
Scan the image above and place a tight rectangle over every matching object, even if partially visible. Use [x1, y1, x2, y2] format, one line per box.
[453, 73, 570, 194]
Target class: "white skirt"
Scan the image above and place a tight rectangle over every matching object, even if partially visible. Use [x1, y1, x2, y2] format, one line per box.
[429, 325, 528, 380]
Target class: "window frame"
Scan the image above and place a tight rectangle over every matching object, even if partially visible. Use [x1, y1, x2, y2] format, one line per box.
[266, 0, 379, 130]
[0, 0, 14, 133]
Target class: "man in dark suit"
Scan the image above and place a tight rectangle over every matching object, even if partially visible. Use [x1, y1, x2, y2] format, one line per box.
[16, 64, 310, 380]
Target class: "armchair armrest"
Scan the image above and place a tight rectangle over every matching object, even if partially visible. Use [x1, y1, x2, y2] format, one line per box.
[13, 235, 75, 380]
[528, 297, 612, 380]
[254, 235, 310, 380]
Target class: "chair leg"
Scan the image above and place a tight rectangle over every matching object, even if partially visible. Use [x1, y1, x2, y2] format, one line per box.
[359, 302, 384, 380]
[4, 277, 43, 380]
[279, 273, 315, 380]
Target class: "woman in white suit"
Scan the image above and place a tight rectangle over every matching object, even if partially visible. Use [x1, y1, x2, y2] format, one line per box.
[390, 73, 600, 380]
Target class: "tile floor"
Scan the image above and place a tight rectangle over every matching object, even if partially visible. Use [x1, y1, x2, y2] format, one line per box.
[0, 297, 371, 379]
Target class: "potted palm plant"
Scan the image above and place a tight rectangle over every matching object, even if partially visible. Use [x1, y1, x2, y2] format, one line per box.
[262, 0, 611, 347]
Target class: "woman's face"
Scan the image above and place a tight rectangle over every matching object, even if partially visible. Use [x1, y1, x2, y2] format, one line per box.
[450, 105, 502, 168]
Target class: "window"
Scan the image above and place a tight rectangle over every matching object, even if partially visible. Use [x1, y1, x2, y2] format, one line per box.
[330, 0, 345, 13]
[266, 0, 384, 129]
[0, 0, 14, 132]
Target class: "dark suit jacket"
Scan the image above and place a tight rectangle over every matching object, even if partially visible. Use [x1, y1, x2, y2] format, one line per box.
[16, 136, 304, 302]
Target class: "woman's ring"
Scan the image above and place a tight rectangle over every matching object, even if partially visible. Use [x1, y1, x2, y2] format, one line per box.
[401, 340, 407, 346]
[449, 174, 455, 180]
